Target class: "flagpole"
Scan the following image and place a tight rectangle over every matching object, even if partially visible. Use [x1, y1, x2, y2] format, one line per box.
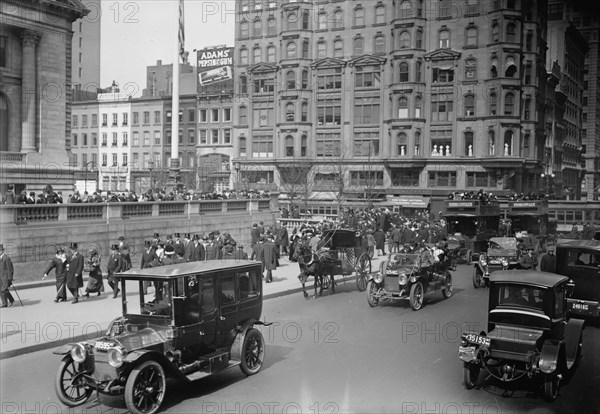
[168, 0, 183, 190]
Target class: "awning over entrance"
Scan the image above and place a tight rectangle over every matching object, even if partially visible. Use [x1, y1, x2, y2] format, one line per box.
[385, 196, 430, 208]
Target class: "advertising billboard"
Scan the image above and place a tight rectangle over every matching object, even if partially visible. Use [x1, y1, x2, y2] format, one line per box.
[197, 46, 234, 87]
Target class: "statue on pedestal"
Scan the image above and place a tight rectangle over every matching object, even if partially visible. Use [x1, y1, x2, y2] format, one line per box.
[468, 144, 473, 157]
[445, 145, 451, 156]
[504, 143, 509, 156]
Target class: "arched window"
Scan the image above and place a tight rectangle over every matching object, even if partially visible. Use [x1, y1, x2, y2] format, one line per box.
[239, 137, 247, 157]
[318, 11, 327, 30]
[374, 35, 385, 53]
[285, 135, 294, 156]
[240, 75, 247, 94]
[301, 134, 307, 157]
[504, 92, 515, 115]
[416, 28, 423, 48]
[415, 96, 422, 117]
[302, 11, 309, 29]
[506, 22, 516, 43]
[286, 103, 295, 122]
[522, 133, 530, 158]
[333, 39, 343, 57]
[302, 40, 309, 58]
[465, 58, 477, 79]
[414, 131, 421, 156]
[439, 29, 450, 48]
[464, 131, 474, 156]
[504, 130, 513, 156]
[397, 132, 408, 156]
[399, 0, 412, 19]
[464, 94, 475, 116]
[523, 98, 531, 120]
[301, 102, 308, 121]
[267, 17, 276, 35]
[491, 22, 500, 42]
[333, 10, 343, 29]
[399, 31, 411, 49]
[466, 26, 478, 46]
[240, 20, 249, 37]
[399, 62, 409, 82]
[286, 70, 296, 89]
[490, 57, 498, 78]
[488, 130, 495, 155]
[354, 36, 364, 55]
[375, 4, 385, 24]
[317, 41, 327, 58]
[286, 41, 297, 58]
[354, 7, 364, 26]
[253, 18, 262, 36]
[505, 56, 517, 77]
[398, 96, 409, 118]
[287, 12, 298, 30]
[239, 106, 247, 124]
[301, 70, 309, 89]
[240, 48, 248, 65]
[416, 60, 423, 82]
[267, 45, 276, 62]
[489, 92, 497, 115]
[252, 46, 261, 63]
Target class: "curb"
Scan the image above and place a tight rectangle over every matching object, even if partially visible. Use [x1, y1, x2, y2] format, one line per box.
[0, 275, 361, 360]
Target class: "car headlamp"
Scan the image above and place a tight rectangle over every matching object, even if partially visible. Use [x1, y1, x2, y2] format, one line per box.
[374, 272, 384, 283]
[501, 258, 509, 267]
[399, 274, 408, 285]
[107, 347, 125, 368]
[71, 343, 87, 363]
[479, 255, 487, 266]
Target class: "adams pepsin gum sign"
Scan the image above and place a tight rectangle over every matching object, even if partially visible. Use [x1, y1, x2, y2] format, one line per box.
[197, 47, 233, 69]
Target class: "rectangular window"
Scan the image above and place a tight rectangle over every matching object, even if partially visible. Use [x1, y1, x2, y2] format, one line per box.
[154, 111, 161, 124]
[122, 113, 128, 126]
[316, 133, 341, 157]
[212, 129, 219, 144]
[102, 153, 107, 166]
[112, 132, 118, 146]
[253, 102, 275, 127]
[154, 131, 161, 145]
[355, 66, 381, 88]
[92, 114, 98, 127]
[132, 152, 139, 168]
[132, 112, 139, 125]
[223, 108, 232, 122]
[431, 94, 454, 122]
[72, 133, 78, 146]
[354, 96, 380, 124]
[189, 129, 195, 144]
[188, 108, 195, 122]
[178, 110, 183, 122]
[82, 153, 88, 166]
[317, 98, 341, 125]
[122, 132, 128, 145]
[132, 132, 140, 146]
[166, 110, 172, 123]
[112, 113, 118, 126]
[428, 171, 457, 187]
[391, 170, 420, 187]
[200, 130, 207, 144]
[465, 172, 497, 188]
[179, 130, 183, 144]
[92, 153, 98, 166]
[82, 115, 88, 127]
[72, 115, 78, 127]
[317, 67, 342, 90]
[252, 135, 274, 158]
[122, 153, 128, 166]
[166, 131, 171, 144]
[432, 66, 454, 83]
[102, 133, 108, 146]
[143, 111, 150, 125]
[0, 36, 7, 67]
[224, 129, 231, 144]
[92, 132, 97, 146]
[212, 108, 219, 122]
[353, 131, 380, 156]
[253, 76, 275, 93]
[350, 171, 383, 186]
[199, 109, 207, 122]
[102, 113, 108, 126]
[143, 131, 150, 146]
[430, 128, 453, 156]
[112, 153, 118, 166]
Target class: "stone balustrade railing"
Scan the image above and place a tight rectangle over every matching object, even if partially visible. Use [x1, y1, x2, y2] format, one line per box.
[1, 196, 278, 225]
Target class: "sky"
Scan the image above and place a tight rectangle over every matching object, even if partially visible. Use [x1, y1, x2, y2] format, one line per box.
[99, 0, 235, 97]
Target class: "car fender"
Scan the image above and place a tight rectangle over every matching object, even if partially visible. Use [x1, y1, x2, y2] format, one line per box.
[122, 349, 183, 378]
[539, 340, 563, 374]
[564, 318, 584, 368]
[473, 262, 486, 273]
[230, 319, 270, 362]
[53, 344, 77, 355]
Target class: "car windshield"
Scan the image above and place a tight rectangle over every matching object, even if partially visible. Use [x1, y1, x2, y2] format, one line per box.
[497, 284, 545, 310]
[125, 279, 174, 318]
[489, 238, 517, 251]
[389, 254, 420, 268]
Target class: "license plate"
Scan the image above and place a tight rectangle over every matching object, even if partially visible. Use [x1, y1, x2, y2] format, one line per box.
[465, 333, 491, 347]
[572, 303, 589, 311]
[489, 259, 500, 264]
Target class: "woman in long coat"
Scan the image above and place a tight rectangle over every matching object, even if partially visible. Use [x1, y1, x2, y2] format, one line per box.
[43, 248, 68, 302]
[83, 248, 104, 297]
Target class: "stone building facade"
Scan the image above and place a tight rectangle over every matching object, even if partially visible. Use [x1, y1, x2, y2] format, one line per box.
[0, 0, 88, 194]
[232, 0, 552, 197]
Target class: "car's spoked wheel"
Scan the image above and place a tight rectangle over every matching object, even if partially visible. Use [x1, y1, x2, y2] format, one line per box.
[410, 282, 424, 311]
[367, 281, 379, 307]
[125, 361, 166, 414]
[442, 274, 452, 298]
[240, 328, 265, 376]
[463, 362, 480, 389]
[543, 373, 560, 402]
[473, 269, 482, 288]
[55, 356, 92, 407]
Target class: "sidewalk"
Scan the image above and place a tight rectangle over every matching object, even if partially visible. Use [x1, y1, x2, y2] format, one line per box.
[0, 256, 381, 360]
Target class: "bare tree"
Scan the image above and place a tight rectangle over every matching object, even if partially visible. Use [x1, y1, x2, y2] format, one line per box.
[361, 143, 384, 209]
[278, 162, 313, 215]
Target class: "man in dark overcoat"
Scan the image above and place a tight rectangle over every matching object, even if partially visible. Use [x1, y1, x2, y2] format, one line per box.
[260, 236, 278, 283]
[66, 242, 84, 303]
[539, 248, 556, 273]
[117, 236, 132, 271]
[250, 224, 260, 260]
[107, 243, 123, 298]
[43, 248, 68, 302]
[205, 238, 221, 261]
[374, 228, 386, 256]
[232, 244, 249, 260]
[190, 235, 206, 262]
[0, 244, 15, 307]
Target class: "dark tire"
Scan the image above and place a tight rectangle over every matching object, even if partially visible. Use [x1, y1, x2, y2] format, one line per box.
[55, 356, 93, 407]
[544, 373, 560, 402]
[240, 328, 265, 376]
[367, 281, 379, 307]
[125, 361, 166, 414]
[410, 281, 424, 311]
[473, 268, 483, 289]
[463, 362, 480, 390]
[442, 273, 452, 299]
[466, 250, 472, 265]
[356, 253, 371, 292]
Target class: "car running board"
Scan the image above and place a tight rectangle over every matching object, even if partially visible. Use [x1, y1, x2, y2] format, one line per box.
[183, 350, 239, 381]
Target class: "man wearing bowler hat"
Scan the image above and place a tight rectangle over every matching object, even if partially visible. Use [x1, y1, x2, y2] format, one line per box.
[174, 233, 185, 258]
[66, 242, 84, 304]
[0, 244, 15, 307]
[107, 243, 123, 298]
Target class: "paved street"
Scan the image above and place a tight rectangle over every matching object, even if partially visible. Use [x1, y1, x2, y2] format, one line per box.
[1, 264, 598, 413]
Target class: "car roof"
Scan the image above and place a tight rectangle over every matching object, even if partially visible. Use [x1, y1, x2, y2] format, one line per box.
[556, 239, 600, 251]
[115, 260, 263, 280]
[490, 270, 570, 288]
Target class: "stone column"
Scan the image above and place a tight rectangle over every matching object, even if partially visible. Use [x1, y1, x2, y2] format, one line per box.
[20, 30, 40, 153]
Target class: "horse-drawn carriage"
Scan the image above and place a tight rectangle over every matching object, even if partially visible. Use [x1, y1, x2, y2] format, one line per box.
[296, 229, 372, 298]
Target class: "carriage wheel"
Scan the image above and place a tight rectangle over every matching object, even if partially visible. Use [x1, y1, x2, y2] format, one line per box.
[356, 253, 371, 292]
[321, 275, 331, 290]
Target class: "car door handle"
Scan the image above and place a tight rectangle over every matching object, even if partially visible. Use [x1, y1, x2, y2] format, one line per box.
[220, 316, 226, 321]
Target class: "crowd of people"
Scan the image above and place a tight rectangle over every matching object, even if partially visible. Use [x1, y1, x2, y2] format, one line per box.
[1, 184, 271, 205]
[447, 190, 498, 204]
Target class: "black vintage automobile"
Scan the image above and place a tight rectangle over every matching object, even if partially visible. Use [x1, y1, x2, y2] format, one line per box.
[473, 237, 521, 288]
[366, 246, 453, 310]
[555, 239, 600, 318]
[459, 271, 584, 401]
[53, 261, 268, 414]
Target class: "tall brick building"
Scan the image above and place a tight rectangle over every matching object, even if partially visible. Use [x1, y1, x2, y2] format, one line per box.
[232, 0, 552, 198]
[1, 0, 88, 194]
